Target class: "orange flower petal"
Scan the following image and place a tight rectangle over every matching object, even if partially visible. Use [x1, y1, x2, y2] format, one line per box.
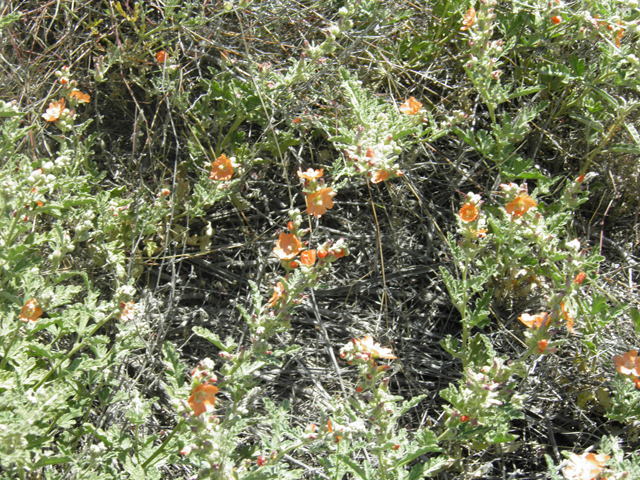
[371, 170, 389, 184]
[210, 154, 234, 181]
[460, 8, 476, 31]
[70, 90, 91, 103]
[300, 250, 316, 266]
[297, 168, 323, 180]
[505, 195, 537, 218]
[20, 298, 43, 322]
[42, 98, 65, 122]
[273, 233, 302, 260]
[306, 188, 334, 218]
[188, 384, 219, 416]
[459, 202, 479, 222]
[399, 97, 422, 115]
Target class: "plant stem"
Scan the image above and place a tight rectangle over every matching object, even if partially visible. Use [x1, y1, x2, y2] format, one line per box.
[140, 418, 185, 470]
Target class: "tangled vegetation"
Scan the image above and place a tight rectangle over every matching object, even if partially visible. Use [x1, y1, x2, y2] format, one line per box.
[1, 0, 639, 478]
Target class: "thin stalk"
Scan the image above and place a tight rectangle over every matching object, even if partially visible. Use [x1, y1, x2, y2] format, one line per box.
[140, 418, 186, 470]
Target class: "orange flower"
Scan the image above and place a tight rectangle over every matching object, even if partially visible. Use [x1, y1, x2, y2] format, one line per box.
[614, 350, 640, 377]
[273, 233, 302, 260]
[157, 50, 167, 63]
[551, 15, 562, 25]
[371, 170, 389, 184]
[300, 250, 316, 266]
[42, 98, 65, 122]
[518, 312, 549, 329]
[70, 90, 91, 103]
[209, 154, 234, 181]
[459, 202, 479, 222]
[574, 271, 586, 284]
[289, 261, 299, 269]
[460, 8, 476, 31]
[297, 168, 323, 180]
[20, 299, 43, 322]
[560, 301, 575, 333]
[399, 97, 422, 115]
[120, 301, 135, 322]
[537, 339, 548, 354]
[615, 21, 623, 48]
[562, 452, 610, 480]
[356, 335, 397, 360]
[188, 384, 219, 416]
[505, 194, 536, 218]
[306, 188, 334, 218]
[471, 229, 487, 238]
[267, 282, 285, 308]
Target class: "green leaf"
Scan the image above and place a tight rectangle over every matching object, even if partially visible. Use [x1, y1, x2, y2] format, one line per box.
[569, 114, 603, 132]
[192, 326, 237, 352]
[607, 144, 640, 155]
[337, 454, 370, 480]
[630, 308, 640, 333]
[162, 341, 185, 388]
[398, 394, 428, 416]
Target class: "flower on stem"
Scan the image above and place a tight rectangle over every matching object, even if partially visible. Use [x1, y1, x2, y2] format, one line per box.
[42, 98, 65, 122]
[574, 271, 586, 284]
[460, 8, 476, 31]
[70, 91, 91, 103]
[356, 335, 397, 360]
[273, 233, 302, 260]
[551, 15, 562, 25]
[399, 97, 422, 115]
[156, 50, 167, 63]
[518, 312, 550, 329]
[562, 452, 610, 480]
[297, 168, 323, 180]
[20, 299, 43, 322]
[300, 249, 316, 266]
[614, 350, 640, 377]
[306, 188, 334, 218]
[371, 170, 389, 184]
[459, 202, 479, 222]
[256, 455, 267, 467]
[188, 384, 219, 416]
[267, 282, 285, 308]
[209, 154, 234, 181]
[505, 194, 537, 218]
[120, 301, 135, 322]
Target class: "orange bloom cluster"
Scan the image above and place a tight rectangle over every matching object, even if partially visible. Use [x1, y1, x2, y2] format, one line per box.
[505, 194, 536, 218]
[188, 384, 219, 416]
[210, 154, 234, 181]
[614, 350, 640, 388]
[460, 8, 476, 31]
[20, 299, 43, 323]
[562, 452, 609, 480]
[399, 97, 422, 115]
